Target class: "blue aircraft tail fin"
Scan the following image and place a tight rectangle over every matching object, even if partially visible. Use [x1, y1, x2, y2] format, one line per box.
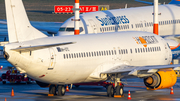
[169, 0, 180, 4]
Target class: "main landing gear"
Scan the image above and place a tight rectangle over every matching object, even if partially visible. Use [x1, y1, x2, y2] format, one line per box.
[49, 85, 66, 96]
[106, 77, 124, 97]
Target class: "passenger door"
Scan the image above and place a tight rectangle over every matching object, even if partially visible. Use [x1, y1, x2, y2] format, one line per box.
[88, 19, 97, 33]
[48, 48, 56, 70]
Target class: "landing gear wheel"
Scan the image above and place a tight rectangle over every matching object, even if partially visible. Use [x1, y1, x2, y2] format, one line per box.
[75, 85, 80, 88]
[107, 85, 114, 97]
[116, 85, 124, 96]
[49, 85, 56, 95]
[57, 85, 66, 96]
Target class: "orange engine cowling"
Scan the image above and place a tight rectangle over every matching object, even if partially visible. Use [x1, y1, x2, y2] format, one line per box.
[144, 69, 177, 90]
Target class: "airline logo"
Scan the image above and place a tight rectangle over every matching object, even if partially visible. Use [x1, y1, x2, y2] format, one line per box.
[133, 36, 158, 47]
[96, 15, 129, 26]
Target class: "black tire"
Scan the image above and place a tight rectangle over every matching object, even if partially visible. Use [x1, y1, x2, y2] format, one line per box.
[57, 85, 66, 96]
[107, 85, 114, 97]
[75, 85, 80, 88]
[116, 85, 124, 96]
[105, 84, 109, 89]
[2, 81, 6, 84]
[49, 85, 56, 95]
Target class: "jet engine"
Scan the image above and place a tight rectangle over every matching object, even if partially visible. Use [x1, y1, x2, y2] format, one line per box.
[36, 81, 50, 88]
[144, 69, 177, 90]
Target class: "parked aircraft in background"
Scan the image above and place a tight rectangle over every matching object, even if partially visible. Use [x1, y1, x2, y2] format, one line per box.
[58, 0, 180, 37]
[1, 0, 180, 38]
[3, 0, 180, 97]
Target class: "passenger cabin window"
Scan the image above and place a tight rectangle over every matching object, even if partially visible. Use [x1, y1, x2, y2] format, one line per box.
[91, 52, 94, 56]
[79, 53, 81, 58]
[89, 52, 91, 57]
[76, 53, 78, 58]
[74, 53, 76, 58]
[130, 49, 132, 53]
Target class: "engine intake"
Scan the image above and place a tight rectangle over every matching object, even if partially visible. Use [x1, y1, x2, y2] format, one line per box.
[144, 69, 177, 89]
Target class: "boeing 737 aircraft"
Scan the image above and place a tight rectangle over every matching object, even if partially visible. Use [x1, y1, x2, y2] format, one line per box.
[58, 0, 180, 36]
[3, 0, 180, 97]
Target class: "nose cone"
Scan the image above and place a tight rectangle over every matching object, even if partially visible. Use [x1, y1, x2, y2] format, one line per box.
[145, 77, 153, 84]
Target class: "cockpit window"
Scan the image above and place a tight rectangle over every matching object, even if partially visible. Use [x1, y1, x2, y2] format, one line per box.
[59, 28, 66, 31]
[59, 27, 84, 33]
[66, 28, 74, 31]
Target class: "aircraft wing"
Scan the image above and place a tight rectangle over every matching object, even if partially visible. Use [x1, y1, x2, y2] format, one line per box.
[161, 34, 180, 38]
[11, 42, 75, 52]
[135, 0, 153, 5]
[101, 64, 180, 78]
[0, 21, 7, 24]
[34, 26, 59, 35]
[0, 20, 62, 35]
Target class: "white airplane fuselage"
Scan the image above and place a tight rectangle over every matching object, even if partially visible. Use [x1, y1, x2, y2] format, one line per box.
[58, 4, 180, 36]
[4, 31, 172, 84]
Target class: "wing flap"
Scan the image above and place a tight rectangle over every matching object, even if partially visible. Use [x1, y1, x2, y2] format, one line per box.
[101, 64, 180, 78]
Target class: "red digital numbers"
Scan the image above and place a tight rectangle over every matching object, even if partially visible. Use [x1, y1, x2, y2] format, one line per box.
[54, 6, 74, 13]
[54, 5, 98, 13]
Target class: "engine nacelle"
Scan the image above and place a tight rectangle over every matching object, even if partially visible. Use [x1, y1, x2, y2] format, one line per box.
[144, 69, 177, 90]
[36, 81, 50, 88]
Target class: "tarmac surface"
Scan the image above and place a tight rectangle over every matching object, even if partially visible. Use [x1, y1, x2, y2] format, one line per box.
[0, 78, 180, 101]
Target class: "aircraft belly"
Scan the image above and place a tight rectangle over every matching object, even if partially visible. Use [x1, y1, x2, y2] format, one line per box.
[45, 58, 100, 84]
